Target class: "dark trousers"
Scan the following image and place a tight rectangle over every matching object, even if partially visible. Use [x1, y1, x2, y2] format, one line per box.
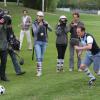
[56, 44, 67, 59]
[0, 50, 8, 78]
[8, 49, 21, 74]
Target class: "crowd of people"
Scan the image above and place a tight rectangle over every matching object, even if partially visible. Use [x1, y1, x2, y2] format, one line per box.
[0, 9, 100, 86]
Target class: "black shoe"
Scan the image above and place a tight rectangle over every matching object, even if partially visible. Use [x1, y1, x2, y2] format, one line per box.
[88, 78, 96, 86]
[1, 77, 9, 82]
[16, 71, 26, 75]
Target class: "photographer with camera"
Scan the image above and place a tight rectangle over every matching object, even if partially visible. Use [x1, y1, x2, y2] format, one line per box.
[55, 15, 69, 72]
[32, 11, 52, 77]
[4, 10, 25, 76]
[0, 9, 10, 81]
[69, 12, 84, 72]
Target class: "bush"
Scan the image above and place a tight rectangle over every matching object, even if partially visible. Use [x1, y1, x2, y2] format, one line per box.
[46, 0, 59, 12]
[0, 0, 17, 2]
[22, 0, 59, 12]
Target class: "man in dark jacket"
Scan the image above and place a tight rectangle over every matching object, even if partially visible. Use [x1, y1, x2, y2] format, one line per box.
[4, 10, 25, 76]
[69, 12, 84, 72]
[0, 9, 9, 81]
[75, 26, 100, 85]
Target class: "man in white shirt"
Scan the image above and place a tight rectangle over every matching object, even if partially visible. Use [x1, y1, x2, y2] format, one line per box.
[75, 26, 100, 86]
[19, 10, 32, 50]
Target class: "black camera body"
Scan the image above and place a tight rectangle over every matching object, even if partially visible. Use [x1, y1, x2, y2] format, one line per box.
[9, 35, 20, 51]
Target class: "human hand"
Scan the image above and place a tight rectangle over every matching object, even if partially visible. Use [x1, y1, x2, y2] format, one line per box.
[39, 22, 43, 26]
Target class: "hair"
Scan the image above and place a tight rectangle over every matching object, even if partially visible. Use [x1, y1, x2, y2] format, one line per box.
[73, 12, 80, 18]
[23, 9, 28, 13]
[77, 26, 85, 32]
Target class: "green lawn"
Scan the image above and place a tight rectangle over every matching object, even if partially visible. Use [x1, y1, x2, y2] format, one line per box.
[0, 2, 100, 100]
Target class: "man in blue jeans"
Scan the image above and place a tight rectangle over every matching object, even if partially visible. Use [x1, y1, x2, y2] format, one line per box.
[32, 11, 52, 77]
[4, 10, 25, 75]
[8, 49, 25, 75]
[75, 26, 100, 86]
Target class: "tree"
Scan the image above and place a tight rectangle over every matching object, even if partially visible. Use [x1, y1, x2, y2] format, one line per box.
[23, 0, 59, 12]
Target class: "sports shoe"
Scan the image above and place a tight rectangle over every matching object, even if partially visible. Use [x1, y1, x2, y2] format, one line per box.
[69, 68, 73, 72]
[78, 68, 82, 72]
[56, 69, 60, 73]
[97, 70, 100, 76]
[88, 78, 96, 86]
[16, 71, 26, 75]
[1, 77, 9, 82]
[36, 71, 42, 77]
[60, 67, 65, 72]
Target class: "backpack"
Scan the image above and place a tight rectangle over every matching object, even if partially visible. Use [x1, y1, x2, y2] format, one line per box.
[9, 35, 20, 51]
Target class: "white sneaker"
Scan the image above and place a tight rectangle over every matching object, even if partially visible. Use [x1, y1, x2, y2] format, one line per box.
[36, 71, 42, 77]
[69, 68, 73, 72]
[96, 69, 100, 76]
[88, 77, 96, 86]
[56, 69, 60, 73]
[78, 68, 82, 72]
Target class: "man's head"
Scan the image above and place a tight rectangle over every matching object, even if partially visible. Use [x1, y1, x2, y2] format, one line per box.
[77, 26, 85, 37]
[37, 11, 44, 22]
[73, 12, 80, 21]
[23, 10, 28, 16]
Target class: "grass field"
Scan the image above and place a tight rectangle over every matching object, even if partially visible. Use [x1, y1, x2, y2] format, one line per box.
[0, 2, 100, 100]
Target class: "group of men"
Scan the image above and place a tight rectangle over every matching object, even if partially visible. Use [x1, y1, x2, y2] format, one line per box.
[55, 12, 100, 85]
[0, 8, 100, 86]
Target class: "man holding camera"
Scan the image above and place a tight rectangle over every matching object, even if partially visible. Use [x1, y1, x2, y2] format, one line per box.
[69, 12, 84, 72]
[4, 10, 25, 76]
[0, 9, 9, 81]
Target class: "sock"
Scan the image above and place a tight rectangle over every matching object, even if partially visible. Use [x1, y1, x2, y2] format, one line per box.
[57, 59, 60, 70]
[60, 59, 64, 69]
[37, 62, 42, 72]
[60, 59, 64, 67]
[83, 67, 95, 79]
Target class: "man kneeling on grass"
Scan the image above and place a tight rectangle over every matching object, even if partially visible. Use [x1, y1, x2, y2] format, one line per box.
[74, 26, 100, 86]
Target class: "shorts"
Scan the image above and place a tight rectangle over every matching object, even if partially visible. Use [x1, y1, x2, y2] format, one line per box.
[82, 51, 100, 72]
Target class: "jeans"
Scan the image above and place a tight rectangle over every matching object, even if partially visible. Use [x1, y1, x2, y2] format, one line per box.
[69, 42, 81, 69]
[8, 49, 22, 74]
[34, 42, 47, 62]
[82, 51, 100, 72]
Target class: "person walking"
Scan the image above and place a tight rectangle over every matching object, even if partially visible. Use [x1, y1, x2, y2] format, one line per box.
[19, 10, 32, 50]
[32, 11, 52, 77]
[69, 12, 84, 71]
[55, 15, 69, 72]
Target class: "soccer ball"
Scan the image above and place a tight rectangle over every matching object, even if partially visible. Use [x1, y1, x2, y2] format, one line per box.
[0, 85, 5, 95]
